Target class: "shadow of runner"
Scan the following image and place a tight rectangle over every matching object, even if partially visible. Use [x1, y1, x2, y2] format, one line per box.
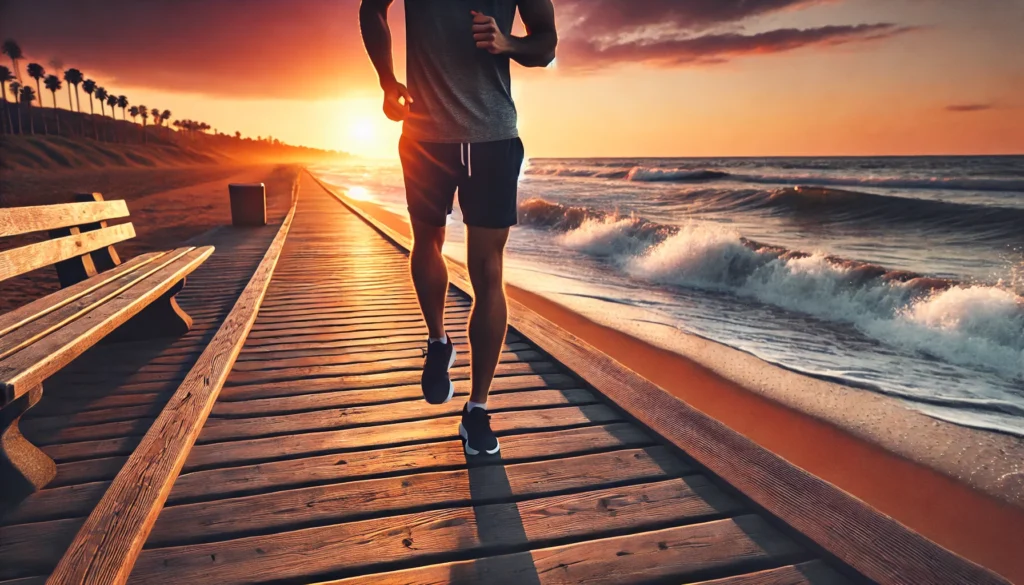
[447, 453, 543, 585]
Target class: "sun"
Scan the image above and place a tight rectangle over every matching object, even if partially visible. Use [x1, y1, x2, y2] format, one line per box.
[348, 117, 376, 144]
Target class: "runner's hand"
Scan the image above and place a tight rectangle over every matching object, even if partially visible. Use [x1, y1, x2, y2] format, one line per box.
[472, 11, 511, 54]
[382, 81, 413, 122]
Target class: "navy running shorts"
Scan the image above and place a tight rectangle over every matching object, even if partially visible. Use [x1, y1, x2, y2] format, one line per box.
[399, 135, 524, 229]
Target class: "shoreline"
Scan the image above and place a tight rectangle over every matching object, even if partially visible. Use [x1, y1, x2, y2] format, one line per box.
[335, 184, 1024, 583]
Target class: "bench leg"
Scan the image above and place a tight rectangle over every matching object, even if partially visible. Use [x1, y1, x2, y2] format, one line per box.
[0, 385, 57, 503]
[108, 278, 193, 342]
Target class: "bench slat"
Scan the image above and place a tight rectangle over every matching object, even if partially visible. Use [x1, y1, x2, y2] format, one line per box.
[0, 248, 197, 361]
[0, 200, 130, 238]
[0, 224, 136, 283]
[0, 246, 214, 404]
[0, 252, 168, 339]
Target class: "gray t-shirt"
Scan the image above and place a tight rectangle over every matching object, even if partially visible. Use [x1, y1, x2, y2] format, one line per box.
[403, 0, 519, 143]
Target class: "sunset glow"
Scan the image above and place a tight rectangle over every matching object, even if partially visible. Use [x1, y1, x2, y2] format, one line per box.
[2, 0, 1021, 157]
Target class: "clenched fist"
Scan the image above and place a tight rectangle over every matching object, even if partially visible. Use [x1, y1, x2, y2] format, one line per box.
[471, 11, 511, 55]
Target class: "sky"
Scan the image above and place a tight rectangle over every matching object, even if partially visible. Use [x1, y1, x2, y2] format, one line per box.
[1, 0, 1022, 158]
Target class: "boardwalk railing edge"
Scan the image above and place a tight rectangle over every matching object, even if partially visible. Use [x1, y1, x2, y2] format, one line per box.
[309, 170, 1010, 585]
[46, 178, 301, 585]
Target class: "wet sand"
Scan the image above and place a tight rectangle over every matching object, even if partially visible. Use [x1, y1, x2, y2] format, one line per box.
[341, 189, 1024, 584]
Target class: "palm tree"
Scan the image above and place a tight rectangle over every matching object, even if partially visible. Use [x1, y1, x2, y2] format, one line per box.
[26, 63, 44, 105]
[117, 95, 128, 120]
[161, 109, 172, 139]
[82, 79, 96, 114]
[94, 86, 108, 117]
[129, 105, 139, 123]
[9, 80, 21, 133]
[138, 104, 148, 143]
[44, 74, 61, 134]
[2, 40, 23, 81]
[63, 68, 83, 112]
[0, 65, 13, 133]
[19, 85, 35, 135]
[106, 93, 118, 142]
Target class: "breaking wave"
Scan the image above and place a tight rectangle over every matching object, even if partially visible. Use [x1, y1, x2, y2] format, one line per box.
[519, 198, 1024, 380]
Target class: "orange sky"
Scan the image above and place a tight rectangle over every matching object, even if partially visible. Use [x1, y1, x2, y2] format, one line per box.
[2, 0, 1022, 158]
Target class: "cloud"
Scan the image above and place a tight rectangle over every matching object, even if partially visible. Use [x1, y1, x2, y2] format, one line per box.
[945, 103, 994, 112]
[0, 0, 913, 98]
[0, 0, 371, 99]
[558, 24, 916, 69]
[557, 0, 824, 34]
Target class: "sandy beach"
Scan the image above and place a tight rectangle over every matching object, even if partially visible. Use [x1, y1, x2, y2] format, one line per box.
[335, 185, 1024, 584]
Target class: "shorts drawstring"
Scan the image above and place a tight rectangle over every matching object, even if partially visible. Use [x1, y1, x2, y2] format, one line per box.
[461, 143, 473, 177]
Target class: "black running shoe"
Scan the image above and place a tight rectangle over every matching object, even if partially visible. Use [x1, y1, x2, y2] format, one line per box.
[421, 339, 455, 404]
[458, 405, 500, 455]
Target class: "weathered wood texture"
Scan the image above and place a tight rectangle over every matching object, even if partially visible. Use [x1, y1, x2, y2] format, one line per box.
[0, 169, 300, 583]
[0, 224, 136, 283]
[318, 174, 1010, 585]
[108, 177, 853, 584]
[0, 201, 129, 239]
[0, 246, 213, 404]
[46, 181, 300, 584]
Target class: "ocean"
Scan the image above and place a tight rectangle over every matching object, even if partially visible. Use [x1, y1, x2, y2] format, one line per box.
[311, 155, 1024, 436]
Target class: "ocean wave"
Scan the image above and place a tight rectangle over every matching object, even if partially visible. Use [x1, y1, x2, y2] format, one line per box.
[519, 197, 1024, 380]
[525, 163, 1024, 192]
[674, 186, 1024, 240]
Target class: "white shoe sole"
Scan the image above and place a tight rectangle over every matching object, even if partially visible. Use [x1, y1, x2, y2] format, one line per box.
[459, 422, 500, 456]
[440, 345, 456, 404]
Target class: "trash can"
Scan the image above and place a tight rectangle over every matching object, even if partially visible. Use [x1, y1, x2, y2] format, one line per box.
[228, 183, 267, 227]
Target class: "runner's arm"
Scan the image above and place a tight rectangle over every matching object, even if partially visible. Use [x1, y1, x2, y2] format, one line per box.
[473, 0, 557, 67]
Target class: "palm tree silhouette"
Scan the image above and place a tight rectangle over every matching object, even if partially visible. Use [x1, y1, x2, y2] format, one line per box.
[44, 74, 61, 134]
[2, 40, 23, 81]
[106, 93, 117, 118]
[26, 63, 44, 105]
[117, 95, 128, 120]
[82, 79, 96, 114]
[9, 80, 22, 133]
[94, 86, 108, 117]
[0, 65, 13, 133]
[138, 104, 148, 143]
[129, 105, 139, 124]
[19, 85, 35, 135]
[64, 68, 83, 112]
[161, 109, 172, 139]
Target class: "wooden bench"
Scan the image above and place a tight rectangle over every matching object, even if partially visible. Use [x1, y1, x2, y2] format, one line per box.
[0, 193, 213, 503]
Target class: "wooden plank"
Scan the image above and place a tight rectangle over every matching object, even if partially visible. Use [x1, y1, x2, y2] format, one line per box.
[7, 424, 653, 525]
[198, 389, 596, 444]
[0, 201, 129, 238]
[0, 247, 213, 404]
[177, 405, 621, 472]
[321, 173, 1010, 585]
[46, 186, 298, 585]
[219, 362, 562, 401]
[148, 449, 710, 547]
[689, 561, 851, 584]
[222, 349, 543, 386]
[211, 374, 576, 417]
[0, 248, 197, 360]
[229, 339, 527, 369]
[130, 512, 801, 585]
[0, 252, 166, 339]
[0, 223, 136, 283]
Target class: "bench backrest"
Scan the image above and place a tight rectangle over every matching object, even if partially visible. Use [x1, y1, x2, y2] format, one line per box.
[0, 193, 134, 285]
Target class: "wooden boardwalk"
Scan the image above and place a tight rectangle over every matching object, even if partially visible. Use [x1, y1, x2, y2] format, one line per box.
[3, 173, 1008, 584]
[108, 176, 850, 584]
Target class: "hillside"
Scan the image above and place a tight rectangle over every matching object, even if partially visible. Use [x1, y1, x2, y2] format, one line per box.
[0, 108, 347, 172]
